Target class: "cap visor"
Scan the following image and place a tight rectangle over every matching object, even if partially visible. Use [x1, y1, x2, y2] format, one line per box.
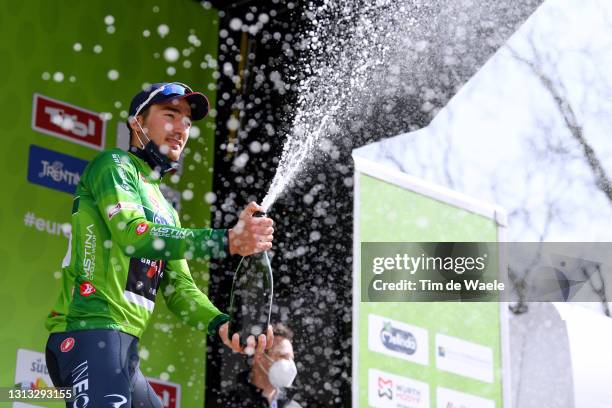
[157, 92, 210, 121]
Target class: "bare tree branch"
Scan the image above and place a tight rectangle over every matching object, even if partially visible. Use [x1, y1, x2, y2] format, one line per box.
[507, 43, 612, 315]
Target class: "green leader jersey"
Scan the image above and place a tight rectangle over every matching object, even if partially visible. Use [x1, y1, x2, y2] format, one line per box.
[45, 148, 229, 338]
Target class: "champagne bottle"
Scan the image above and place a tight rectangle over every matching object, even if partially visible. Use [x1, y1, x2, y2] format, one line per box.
[228, 212, 274, 348]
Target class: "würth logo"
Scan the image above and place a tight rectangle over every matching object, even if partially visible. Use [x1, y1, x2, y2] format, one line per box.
[32, 93, 106, 150]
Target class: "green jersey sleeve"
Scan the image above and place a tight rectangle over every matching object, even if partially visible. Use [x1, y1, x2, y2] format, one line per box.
[86, 151, 227, 261]
[161, 259, 229, 336]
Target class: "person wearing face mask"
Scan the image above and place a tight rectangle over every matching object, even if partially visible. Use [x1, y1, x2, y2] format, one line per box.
[44, 82, 275, 407]
[223, 323, 302, 407]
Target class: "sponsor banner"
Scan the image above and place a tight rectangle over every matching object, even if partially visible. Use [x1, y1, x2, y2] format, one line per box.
[147, 377, 181, 408]
[32, 93, 106, 150]
[436, 334, 493, 383]
[14, 349, 53, 390]
[437, 387, 495, 408]
[22, 210, 71, 239]
[368, 368, 429, 408]
[368, 314, 428, 366]
[27, 144, 88, 194]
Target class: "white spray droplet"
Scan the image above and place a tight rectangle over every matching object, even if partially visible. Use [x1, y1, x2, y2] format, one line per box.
[182, 190, 194, 200]
[153, 239, 165, 250]
[229, 18, 242, 31]
[204, 192, 217, 204]
[189, 126, 200, 138]
[157, 24, 169, 38]
[163, 47, 179, 63]
[107, 70, 119, 81]
[227, 117, 240, 131]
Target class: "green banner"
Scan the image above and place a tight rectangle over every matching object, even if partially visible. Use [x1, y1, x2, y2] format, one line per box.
[1, 1, 219, 407]
[355, 171, 505, 408]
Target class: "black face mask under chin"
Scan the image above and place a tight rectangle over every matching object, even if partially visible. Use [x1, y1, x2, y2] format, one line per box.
[129, 141, 179, 177]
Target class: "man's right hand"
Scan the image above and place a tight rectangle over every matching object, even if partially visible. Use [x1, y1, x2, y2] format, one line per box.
[228, 202, 274, 256]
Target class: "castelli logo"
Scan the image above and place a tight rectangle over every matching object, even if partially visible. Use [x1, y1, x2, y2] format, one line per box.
[80, 282, 96, 297]
[60, 337, 75, 353]
[136, 222, 149, 236]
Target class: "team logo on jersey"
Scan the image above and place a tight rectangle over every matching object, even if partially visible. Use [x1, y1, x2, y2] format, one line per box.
[60, 337, 75, 352]
[125, 258, 166, 310]
[154, 212, 171, 225]
[107, 202, 144, 220]
[150, 226, 194, 239]
[148, 194, 173, 225]
[136, 222, 149, 235]
[148, 193, 160, 209]
[104, 394, 128, 407]
[79, 282, 96, 297]
[146, 260, 163, 279]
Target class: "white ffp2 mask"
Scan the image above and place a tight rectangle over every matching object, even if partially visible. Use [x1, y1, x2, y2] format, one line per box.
[262, 354, 297, 389]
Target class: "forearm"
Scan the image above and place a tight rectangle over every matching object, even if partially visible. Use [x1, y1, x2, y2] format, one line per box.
[165, 286, 229, 334]
[111, 218, 228, 260]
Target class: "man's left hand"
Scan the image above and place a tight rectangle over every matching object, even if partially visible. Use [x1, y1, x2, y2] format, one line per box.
[219, 322, 274, 355]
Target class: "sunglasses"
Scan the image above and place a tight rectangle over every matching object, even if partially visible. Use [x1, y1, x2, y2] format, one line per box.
[134, 82, 194, 117]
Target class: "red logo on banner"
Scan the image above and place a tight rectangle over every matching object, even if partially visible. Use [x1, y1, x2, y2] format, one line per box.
[60, 337, 75, 353]
[377, 376, 393, 400]
[136, 222, 149, 235]
[79, 282, 96, 297]
[32, 93, 106, 150]
[148, 378, 181, 408]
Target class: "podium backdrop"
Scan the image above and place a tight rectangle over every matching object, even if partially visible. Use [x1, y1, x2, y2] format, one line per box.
[1, 1, 220, 406]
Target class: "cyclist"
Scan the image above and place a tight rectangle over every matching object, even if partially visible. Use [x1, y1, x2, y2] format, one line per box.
[44, 82, 274, 407]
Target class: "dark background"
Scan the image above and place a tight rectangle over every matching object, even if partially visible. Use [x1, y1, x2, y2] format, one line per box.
[203, 0, 542, 406]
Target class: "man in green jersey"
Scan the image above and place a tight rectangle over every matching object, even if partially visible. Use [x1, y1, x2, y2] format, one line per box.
[44, 82, 274, 407]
